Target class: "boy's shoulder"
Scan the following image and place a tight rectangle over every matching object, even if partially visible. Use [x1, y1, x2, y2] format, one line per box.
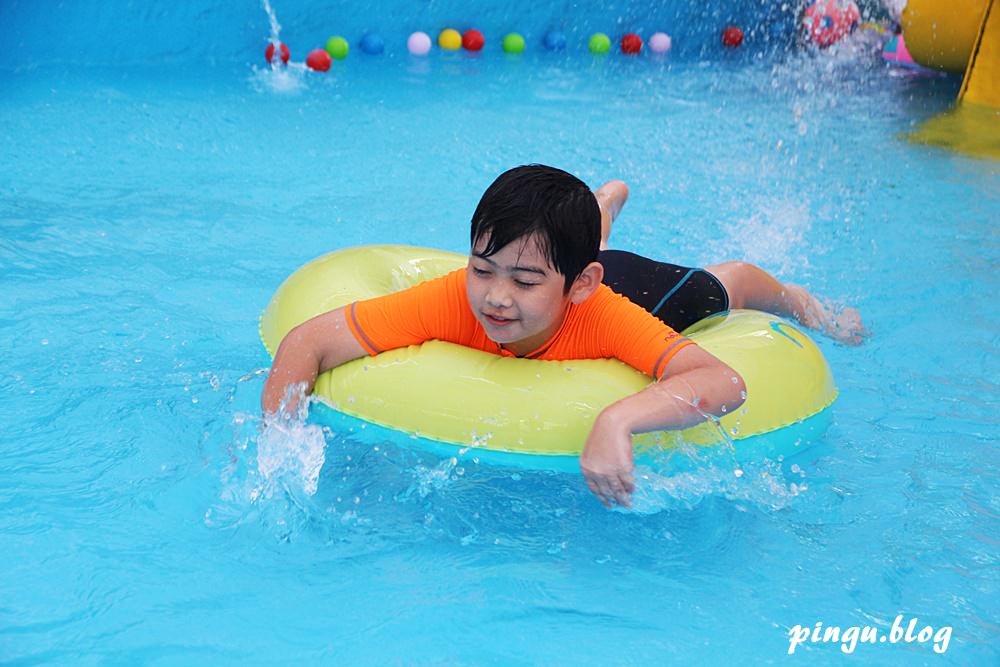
[546, 283, 690, 377]
[349, 266, 484, 355]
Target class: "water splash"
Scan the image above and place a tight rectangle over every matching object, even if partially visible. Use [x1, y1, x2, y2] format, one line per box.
[629, 455, 809, 515]
[626, 409, 811, 514]
[256, 413, 327, 497]
[402, 452, 468, 500]
[206, 381, 329, 538]
[708, 197, 813, 277]
[251, 0, 307, 94]
[254, 383, 327, 497]
[261, 0, 282, 46]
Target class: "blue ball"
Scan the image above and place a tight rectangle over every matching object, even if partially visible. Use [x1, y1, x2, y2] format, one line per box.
[359, 33, 385, 55]
[543, 31, 567, 51]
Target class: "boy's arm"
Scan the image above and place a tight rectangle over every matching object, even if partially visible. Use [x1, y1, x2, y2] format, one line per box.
[579, 344, 746, 508]
[262, 268, 469, 418]
[261, 307, 367, 416]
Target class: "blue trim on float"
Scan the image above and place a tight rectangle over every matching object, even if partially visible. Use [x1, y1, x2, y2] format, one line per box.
[308, 400, 833, 475]
[770, 320, 804, 348]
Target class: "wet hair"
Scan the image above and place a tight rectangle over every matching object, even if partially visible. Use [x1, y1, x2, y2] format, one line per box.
[470, 165, 601, 292]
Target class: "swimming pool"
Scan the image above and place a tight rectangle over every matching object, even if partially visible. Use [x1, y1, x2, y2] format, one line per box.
[2, 0, 998, 663]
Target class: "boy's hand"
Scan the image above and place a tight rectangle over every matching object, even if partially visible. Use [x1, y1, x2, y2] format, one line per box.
[580, 410, 635, 508]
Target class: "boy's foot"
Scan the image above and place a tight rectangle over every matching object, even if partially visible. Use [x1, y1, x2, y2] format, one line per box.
[594, 180, 629, 250]
[785, 285, 869, 346]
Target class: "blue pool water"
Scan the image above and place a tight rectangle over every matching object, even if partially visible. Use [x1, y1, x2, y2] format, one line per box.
[2, 2, 999, 664]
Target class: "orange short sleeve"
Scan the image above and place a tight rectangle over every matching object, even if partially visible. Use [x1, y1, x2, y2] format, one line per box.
[539, 285, 695, 379]
[347, 270, 693, 378]
[346, 268, 480, 355]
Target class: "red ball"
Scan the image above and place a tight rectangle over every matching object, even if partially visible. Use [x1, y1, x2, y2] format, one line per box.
[621, 33, 643, 54]
[462, 29, 485, 51]
[265, 42, 290, 64]
[722, 26, 744, 47]
[306, 48, 332, 72]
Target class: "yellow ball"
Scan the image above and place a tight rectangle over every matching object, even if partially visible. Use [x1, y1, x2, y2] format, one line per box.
[438, 28, 462, 50]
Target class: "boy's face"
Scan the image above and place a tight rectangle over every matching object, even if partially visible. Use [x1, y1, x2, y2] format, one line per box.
[467, 233, 574, 357]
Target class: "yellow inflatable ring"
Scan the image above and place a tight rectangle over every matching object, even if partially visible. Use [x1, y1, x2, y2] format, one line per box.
[260, 245, 838, 464]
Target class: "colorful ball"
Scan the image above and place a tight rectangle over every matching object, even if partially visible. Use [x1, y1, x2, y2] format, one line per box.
[306, 48, 332, 72]
[265, 42, 290, 65]
[502, 33, 526, 54]
[407, 31, 432, 56]
[588, 33, 611, 54]
[722, 26, 744, 48]
[648, 32, 672, 54]
[439, 28, 462, 50]
[801, 0, 861, 48]
[325, 36, 349, 60]
[462, 29, 485, 51]
[543, 31, 567, 51]
[359, 33, 385, 55]
[621, 33, 643, 54]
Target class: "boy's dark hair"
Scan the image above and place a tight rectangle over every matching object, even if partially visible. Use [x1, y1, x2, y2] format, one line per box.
[470, 165, 601, 292]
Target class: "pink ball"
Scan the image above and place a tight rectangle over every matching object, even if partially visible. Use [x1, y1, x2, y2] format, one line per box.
[648, 32, 672, 53]
[407, 31, 432, 56]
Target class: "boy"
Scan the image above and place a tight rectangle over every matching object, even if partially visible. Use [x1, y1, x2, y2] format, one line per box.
[263, 166, 861, 508]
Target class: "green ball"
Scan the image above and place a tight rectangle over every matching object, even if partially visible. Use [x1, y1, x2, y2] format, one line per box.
[588, 32, 611, 54]
[325, 36, 349, 60]
[502, 32, 526, 54]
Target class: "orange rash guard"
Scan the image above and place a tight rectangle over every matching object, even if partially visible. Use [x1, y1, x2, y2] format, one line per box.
[346, 268, 695, 380]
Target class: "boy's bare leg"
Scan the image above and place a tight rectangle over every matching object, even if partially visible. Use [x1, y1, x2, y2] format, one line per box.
[592, 180, 866, 345]
[594, 180, 629, 250]
[705, 261, 869, 345]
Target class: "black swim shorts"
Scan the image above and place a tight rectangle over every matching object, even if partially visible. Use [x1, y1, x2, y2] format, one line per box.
[599, 249, 730, 333]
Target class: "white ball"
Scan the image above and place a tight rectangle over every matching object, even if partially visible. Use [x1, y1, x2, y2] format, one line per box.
[407, 31, 432, 56]
[648, 32, 672, 54]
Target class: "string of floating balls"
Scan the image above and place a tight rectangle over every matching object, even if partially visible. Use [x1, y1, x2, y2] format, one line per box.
[265, 25, 772, 71]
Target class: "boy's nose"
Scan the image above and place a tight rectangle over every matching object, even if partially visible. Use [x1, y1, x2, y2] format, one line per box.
[485, 285, 513, 309]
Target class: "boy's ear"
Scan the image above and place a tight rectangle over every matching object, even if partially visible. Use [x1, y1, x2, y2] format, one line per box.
[568, 261, 604, 304]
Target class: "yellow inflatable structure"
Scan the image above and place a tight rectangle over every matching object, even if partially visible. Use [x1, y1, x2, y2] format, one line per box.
[904, 0, 1000, 159]
[260, 246, 837, 464]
